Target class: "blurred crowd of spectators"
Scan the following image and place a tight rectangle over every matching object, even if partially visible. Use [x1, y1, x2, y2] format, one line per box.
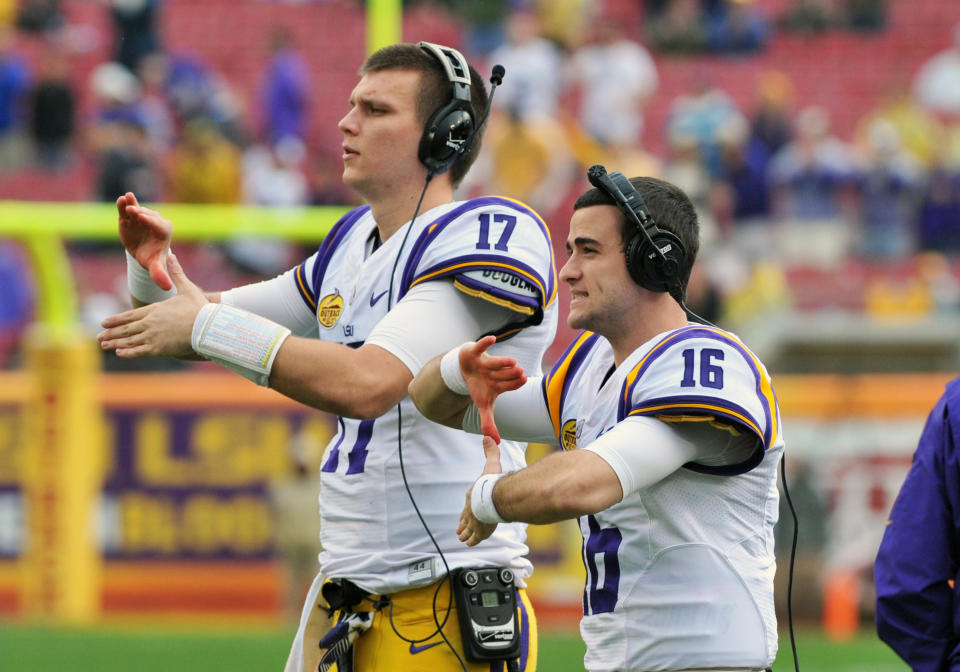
[0, 0, 354, 208]
[1, 0, 959, 369]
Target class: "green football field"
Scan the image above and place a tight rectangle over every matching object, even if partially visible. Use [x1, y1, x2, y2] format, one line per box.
[0, 622, 908, 671]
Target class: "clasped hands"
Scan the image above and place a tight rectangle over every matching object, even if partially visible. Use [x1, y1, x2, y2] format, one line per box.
[100, 193, 524, 548]
[455, 336, 527, 547]
[97, 192, 207, 359]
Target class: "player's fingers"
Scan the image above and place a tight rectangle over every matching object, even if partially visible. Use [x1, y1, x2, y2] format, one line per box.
[481, 359, 524, 386]
[482, 435, 501, 460]
[100, 332, 149, 352]
[100, 306, 150, 329]
[130, 206, 173, 239]
[146, 248, 176, 292]
[495, 373, 527, 392]
[479, 408, 502, 446]
[98, 320, 148, 346]
[166, 252, 202, 296]
[459, 518, 475, 543]
[149, 258, 173, 291]
[461, 335, 496, 370]
[481, 435, 503, 473]
[114, 343, 154, 358]
[482, 354, 518, 369]
[475, 334, 497, 354]
[486, 365, 524, 381]
[131, 202, 166, 221]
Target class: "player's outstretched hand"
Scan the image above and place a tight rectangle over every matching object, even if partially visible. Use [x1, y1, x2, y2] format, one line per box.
[98, 253, 207, 359]
[459, 335, 526, 444]
[457, 436, 503, 547]
[117, 192, 174, 291]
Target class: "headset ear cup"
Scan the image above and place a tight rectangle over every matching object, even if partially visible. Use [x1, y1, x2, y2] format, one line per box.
[418, 106, 475, 174]
[653, 230, 686, 288]
[624, 235, 647, 288]
[626, 231, 686, 293]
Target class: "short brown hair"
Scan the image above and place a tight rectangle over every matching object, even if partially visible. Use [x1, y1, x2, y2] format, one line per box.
[360, 43, 488, 188]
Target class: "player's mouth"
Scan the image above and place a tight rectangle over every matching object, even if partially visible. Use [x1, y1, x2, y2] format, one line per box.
[342, 144, 358, 160]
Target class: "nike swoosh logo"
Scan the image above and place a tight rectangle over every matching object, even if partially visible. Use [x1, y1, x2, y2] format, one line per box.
[369, 290, 389, 307]
[409, 641, 442, 654]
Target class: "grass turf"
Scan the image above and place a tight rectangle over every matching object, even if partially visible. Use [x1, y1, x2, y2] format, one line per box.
[0, 623, 907, 671]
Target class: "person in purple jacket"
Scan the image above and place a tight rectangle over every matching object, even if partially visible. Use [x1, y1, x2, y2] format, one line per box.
[876, 376, 960, 671]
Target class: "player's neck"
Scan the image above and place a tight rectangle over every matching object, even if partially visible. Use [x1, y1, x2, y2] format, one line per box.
[369, 178, 454, 242]
[608, 296, 687, 366]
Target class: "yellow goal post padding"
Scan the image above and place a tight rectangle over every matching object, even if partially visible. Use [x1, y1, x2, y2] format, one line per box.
[1, 201, 350, 329]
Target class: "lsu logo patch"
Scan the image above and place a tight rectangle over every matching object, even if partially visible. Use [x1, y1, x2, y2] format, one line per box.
[317, 291, 344, 328]
[561, 419, 578, 451]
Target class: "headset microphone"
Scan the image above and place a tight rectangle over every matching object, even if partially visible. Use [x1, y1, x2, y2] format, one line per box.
[444, 64, 505, 177]
[417, 40, 505, 178]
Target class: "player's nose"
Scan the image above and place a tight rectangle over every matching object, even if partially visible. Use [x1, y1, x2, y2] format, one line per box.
[559, 256, 579, 283]
[338, 107, 359, 136]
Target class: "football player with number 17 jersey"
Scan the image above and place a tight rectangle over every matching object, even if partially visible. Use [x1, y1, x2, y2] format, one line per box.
[99, 42, 557, 672]
[292, 194, 557, 593]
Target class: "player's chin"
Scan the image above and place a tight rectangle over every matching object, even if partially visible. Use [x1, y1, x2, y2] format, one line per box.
[566, 309, 589, 331]
[340, 165, 360, 187]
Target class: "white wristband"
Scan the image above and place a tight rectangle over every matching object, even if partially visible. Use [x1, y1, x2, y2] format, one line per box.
[471, 473, 507, 524]
[440, 344, 470, 395]
[191, 303, 291, 386]
[126, 249, 177, 304]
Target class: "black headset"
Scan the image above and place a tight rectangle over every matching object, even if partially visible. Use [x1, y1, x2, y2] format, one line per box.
[586, 164, 688, 295]
[417, 41, 477, 176]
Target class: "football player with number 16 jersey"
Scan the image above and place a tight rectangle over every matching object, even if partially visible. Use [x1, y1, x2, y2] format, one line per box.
[411, 169, 784, 672]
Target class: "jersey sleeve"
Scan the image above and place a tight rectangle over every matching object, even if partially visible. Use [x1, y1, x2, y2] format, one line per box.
[397, 196, 557, 335]
[365, 280, 515, 376]
[618, 326, 781, 475]
[220, 267, 318, 337]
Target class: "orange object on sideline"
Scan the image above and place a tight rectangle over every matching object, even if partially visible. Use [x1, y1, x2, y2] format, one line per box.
[823, 570, 860, 641]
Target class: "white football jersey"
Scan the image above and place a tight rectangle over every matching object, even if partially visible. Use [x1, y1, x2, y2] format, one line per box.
[542, 326, 783, 671]
[294, 197, 558, 594]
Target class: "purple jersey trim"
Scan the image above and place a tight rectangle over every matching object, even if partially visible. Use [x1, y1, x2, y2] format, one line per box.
[398, 197, 555, 310]
[304, 205, 370, 306]
[542, 332, 602, 442]
[618, 326, 773, 451]
[408, 253, 547, 323]
[294, 262, 315, 310]
[624, 394, 765, 475]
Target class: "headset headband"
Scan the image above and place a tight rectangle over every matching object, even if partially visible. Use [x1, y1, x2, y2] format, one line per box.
[587, 164, 668, 260]
[586, 164, 687, 297]
[417, 41, 472, 102]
